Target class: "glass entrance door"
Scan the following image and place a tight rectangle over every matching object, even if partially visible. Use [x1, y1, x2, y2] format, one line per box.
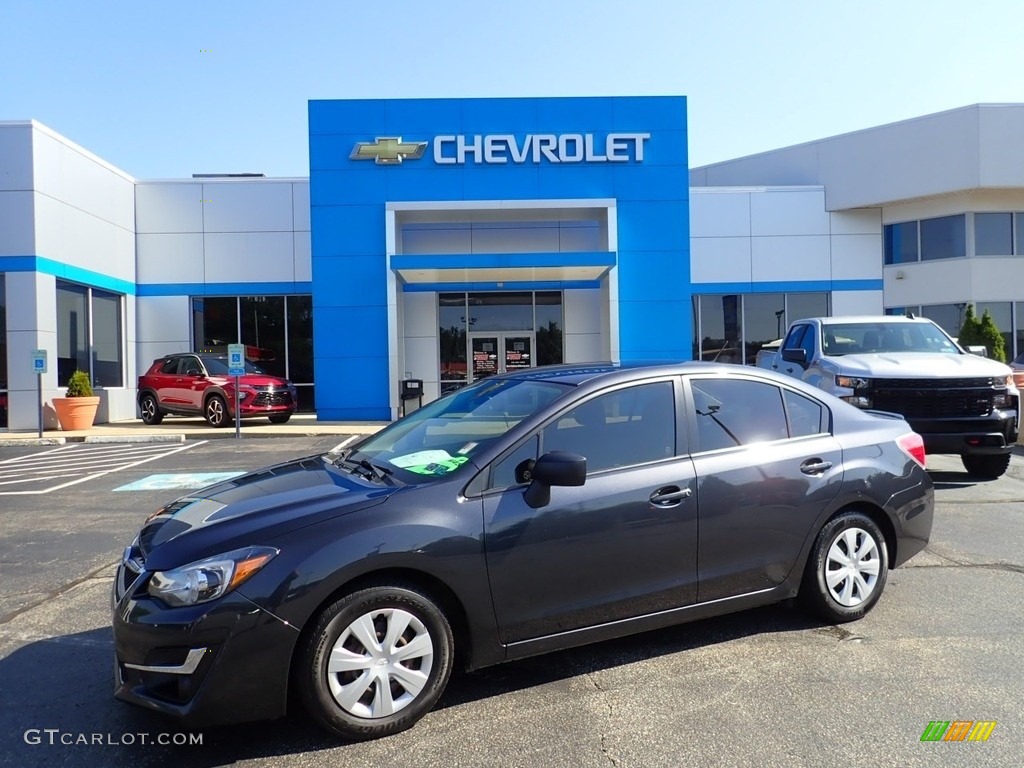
[469, 332, 534, 383]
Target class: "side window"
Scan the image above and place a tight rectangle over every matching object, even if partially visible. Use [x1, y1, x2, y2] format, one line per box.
[182, 357, 203, 376]
[159, 357, 180, 375]
[783, 389, 825, 437]
[541, 382, 676, 473]
[782, 324, 807, 351]
[488, 435, 540, 491]
[692, 378, 788, 451]
[798, 325, 816, 360]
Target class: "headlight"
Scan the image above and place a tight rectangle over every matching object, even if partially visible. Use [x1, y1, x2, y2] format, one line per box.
[147, 546, 278, 607]
[836, 375, 871, 389]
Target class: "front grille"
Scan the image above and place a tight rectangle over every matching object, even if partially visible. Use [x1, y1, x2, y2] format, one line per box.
[869, 378, 1003, 419]
[117, 557, 143, 600]
[252, 391, 293, 406]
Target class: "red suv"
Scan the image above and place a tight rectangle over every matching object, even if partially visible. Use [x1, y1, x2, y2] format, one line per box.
[138, 353, 298, 427]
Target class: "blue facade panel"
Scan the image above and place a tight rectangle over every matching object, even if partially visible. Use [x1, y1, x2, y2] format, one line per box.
[309, 96, 690, 420]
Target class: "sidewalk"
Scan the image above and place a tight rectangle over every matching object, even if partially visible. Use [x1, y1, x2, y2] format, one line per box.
[0, 413, 388, 446]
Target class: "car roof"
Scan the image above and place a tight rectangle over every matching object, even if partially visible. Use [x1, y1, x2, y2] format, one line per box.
[493, 360, 781, 387]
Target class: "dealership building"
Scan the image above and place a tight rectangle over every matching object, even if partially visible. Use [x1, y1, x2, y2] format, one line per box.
[1, 98, 1023, 430]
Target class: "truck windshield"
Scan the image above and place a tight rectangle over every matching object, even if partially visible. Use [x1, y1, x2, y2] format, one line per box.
[822, 323, 961, 356]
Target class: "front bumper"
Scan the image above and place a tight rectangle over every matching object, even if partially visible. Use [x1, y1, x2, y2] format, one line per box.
[112, 579, 299, 728]
[909, 408, 1019, 455]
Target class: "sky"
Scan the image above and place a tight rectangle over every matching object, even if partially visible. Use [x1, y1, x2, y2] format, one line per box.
[3, 0, 1024, 179]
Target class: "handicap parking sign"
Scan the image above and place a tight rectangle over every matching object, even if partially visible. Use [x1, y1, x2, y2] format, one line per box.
[32, 349, 47, 374]
[227, 343, 245, 376]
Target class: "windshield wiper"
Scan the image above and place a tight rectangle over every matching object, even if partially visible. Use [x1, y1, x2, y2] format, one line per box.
[336, 455, 394, 484]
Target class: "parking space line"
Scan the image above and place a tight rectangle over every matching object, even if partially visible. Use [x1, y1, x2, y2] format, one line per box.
[0, 441, 208, 496]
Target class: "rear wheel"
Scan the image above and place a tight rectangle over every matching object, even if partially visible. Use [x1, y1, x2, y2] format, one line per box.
[296, 585, 454, 741]
[204, 394, 229, 427]
[139, 393, 164, 425]
[961, 453, 1010, 479]
[268, 413, 292, 424]
[801, 511, 888, 623]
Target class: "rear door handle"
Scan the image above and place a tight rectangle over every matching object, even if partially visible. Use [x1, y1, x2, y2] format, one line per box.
[649, 486, 692, 506]
[800, 459, 833, 475]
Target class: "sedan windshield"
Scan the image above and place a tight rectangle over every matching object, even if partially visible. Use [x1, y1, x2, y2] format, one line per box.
[343, 378, 571, 481]
[821, 323, 961, 356]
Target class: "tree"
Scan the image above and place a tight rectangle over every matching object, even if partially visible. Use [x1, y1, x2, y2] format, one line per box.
[978, 310, 1007, 362]
[957, 304, 983, 349]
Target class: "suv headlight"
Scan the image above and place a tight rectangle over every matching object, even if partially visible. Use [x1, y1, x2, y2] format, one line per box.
[836, 375, 871, 389]
[147, 546, 278, 607]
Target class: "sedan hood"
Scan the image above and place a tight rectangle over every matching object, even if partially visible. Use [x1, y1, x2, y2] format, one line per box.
[826, 353, 1012, 378]
[138, 455, 392, 570]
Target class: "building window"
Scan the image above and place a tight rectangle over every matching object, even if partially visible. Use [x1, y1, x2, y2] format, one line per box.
[56, 280, 124, 388]
[975, 213, 1013, 256]
[691, 292, 830, 365]
[191, 295, 315, 411]
[884, 221, 918, 265]
[919, 215, 965, 261]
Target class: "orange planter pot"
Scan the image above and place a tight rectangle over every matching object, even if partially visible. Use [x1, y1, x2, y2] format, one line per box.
[53, 396, 100, 431]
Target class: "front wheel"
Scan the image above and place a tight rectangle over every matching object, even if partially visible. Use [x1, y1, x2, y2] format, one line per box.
[204, 394, 229, 427]
[296, 585, 454, 741]
[801, 511, 888, 623]
[962, 453, 1010, 479]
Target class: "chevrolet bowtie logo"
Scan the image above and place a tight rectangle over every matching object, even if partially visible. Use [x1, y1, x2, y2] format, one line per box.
[349, 137, 427, 165]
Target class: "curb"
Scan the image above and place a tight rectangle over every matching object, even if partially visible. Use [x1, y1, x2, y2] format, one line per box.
[0, 437, 67, 447]
[83, 434, 186, 444]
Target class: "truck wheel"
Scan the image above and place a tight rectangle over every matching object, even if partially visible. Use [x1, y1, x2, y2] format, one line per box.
[961, 453, 1010, 479]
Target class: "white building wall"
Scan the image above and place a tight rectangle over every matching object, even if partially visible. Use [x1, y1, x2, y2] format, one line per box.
[563, 288, 604, 361]
[690, 188, 883, 307]
[5, 272, 61, 429]
[401, 292, 440, 404]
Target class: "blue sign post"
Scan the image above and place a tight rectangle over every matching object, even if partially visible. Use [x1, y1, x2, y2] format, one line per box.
[32, 350, 47, 438]
[227, 344, 245, 438]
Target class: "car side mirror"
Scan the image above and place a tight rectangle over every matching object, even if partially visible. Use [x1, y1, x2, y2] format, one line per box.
[523, 451, 586, 509]
[781, 348, 807, 365]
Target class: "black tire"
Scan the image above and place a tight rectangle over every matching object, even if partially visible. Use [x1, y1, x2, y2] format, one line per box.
[139, 393, 164, 425]
[204, 394, 229, 427]
[296, 585, 454, 742]
[800, 511, 889, 623]
[961, 453, 1010, 479]
[268, 412, 292, 424]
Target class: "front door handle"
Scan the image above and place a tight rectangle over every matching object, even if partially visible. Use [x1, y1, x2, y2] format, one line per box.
[650, 486, 692, 506]
[800, 459, 833, 475]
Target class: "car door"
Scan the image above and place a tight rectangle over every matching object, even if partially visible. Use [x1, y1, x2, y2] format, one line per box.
[151, 356, 185, 408]
[481, 378, 698, 644]
[686, 375, 844, 603]
[176, 355, 208, 413]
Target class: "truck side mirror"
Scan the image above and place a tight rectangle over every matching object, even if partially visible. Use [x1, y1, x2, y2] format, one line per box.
[781, 348, 807, 365]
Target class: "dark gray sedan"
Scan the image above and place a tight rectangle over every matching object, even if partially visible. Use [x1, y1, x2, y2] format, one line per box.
[112, 362, 933, 741]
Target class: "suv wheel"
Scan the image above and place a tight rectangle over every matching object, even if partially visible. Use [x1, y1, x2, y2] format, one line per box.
[961, 453, 1011, 479]
[205, 394, 229, 428]
[139, 393, 164, 425]
[801, 511, 888, 623]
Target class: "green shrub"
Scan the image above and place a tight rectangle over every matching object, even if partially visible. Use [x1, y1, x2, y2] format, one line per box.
[65, 370, 94, 397]
[957, 304, 982, 349]
[978, 310, 1007, 362]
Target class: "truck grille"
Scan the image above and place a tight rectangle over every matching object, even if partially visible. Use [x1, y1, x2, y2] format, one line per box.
[869, 378, 1003, 418]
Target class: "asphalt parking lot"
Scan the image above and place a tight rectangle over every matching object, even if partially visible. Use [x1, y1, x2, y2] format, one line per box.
[0, 438, 1021, 768]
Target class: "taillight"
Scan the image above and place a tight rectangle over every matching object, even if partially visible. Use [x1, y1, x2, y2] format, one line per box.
[897, 432, 926, 468]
